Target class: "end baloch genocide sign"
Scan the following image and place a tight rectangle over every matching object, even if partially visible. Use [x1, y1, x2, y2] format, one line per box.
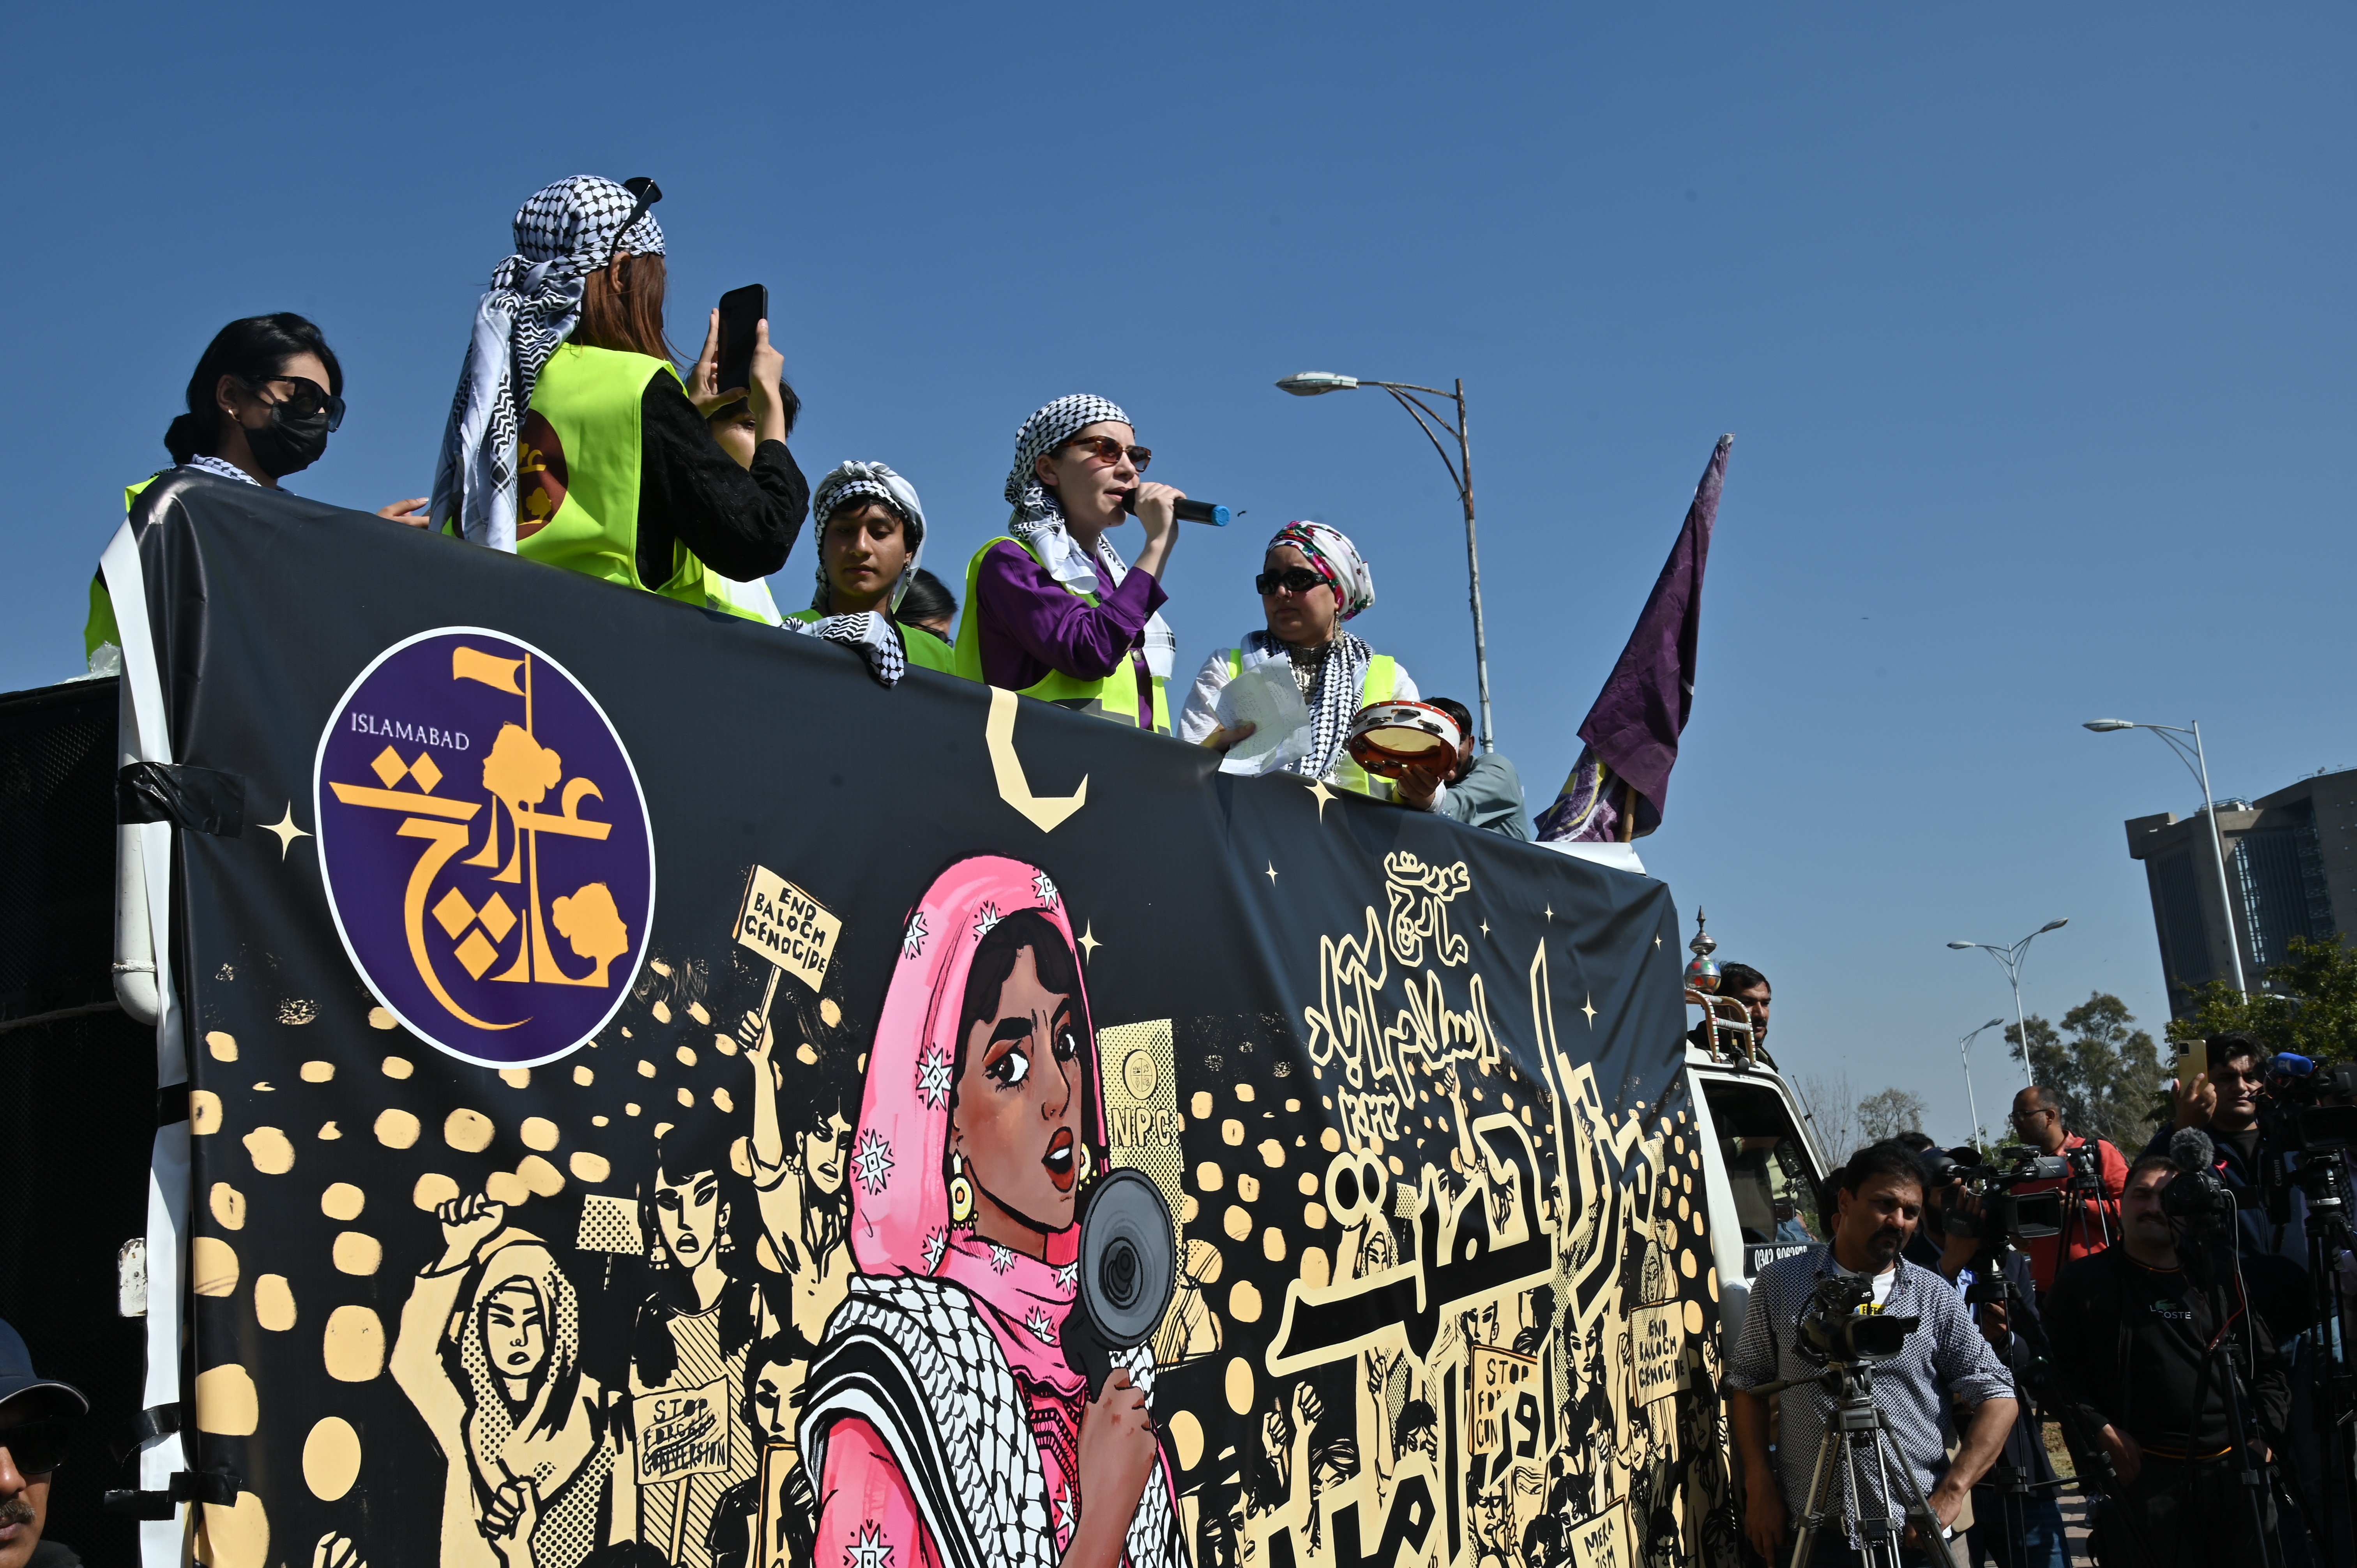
[127, 482, 1737, 1568]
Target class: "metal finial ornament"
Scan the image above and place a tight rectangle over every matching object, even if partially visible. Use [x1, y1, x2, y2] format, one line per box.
[1685, 909, 1721, 993]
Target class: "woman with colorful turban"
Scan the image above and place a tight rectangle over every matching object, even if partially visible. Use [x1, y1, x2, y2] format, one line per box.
[795, 461, 956, 674]
[431, 175, 808, 620]
[952, 395, 1189, 733]
[799, 855, 1184, 1568]
[1175, 521, 1419, 798]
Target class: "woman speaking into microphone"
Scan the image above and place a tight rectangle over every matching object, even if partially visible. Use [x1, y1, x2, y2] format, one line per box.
[952, 394, 1184, 733]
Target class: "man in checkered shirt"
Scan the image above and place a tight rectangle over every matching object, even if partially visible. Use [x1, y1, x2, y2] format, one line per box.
[1727, 1141, 2018, 1565]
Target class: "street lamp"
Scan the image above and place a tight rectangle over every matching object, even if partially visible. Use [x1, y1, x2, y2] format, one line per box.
[1276, 370, 1494, 752]
[1946, 919, 2069, 1090]
[2082, 718, 2247, 995]
[1954, 1017, 2007, 1149]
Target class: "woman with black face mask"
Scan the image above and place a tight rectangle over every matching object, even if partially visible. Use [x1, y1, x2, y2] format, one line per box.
[84, 313, 428, 672]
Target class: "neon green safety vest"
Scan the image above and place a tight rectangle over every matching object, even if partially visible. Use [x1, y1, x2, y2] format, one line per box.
[953, 536, 1171, 733]
[787, 609, 958, 674]
[85, 474, 163, 667]
[1224, 647, 1398, 799]
[497, 342, 741, 613]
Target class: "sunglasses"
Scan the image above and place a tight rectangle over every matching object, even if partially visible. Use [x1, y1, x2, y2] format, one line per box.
[242, 376, 346, 433]
[1255, 566, 1327, 597]
[0, 1420, 68, 1475]
[1053, 434, 1151, 471]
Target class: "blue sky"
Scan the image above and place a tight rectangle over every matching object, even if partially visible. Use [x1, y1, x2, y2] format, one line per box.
[7, 5, 2349, 1146]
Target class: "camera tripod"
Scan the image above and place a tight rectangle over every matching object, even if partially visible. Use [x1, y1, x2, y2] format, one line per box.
[1753, 1359, 1946, 1568]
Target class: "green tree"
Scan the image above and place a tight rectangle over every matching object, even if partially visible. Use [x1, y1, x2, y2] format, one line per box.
[2168, 935, 2357, 1065]
[1857, 1086, 1930, 1143]
[2005, 991, 2166, 1154]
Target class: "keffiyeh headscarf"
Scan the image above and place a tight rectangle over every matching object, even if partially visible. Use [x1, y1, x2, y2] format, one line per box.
[1002, 394, 1177, 678]
[1268, 520, 1376, 621]
[1244, 521, 1381, 779]
[431, 176, 667, 551]
[810, 461, 927, 613]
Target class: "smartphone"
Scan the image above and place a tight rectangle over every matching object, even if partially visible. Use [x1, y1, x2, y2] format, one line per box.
[716, 285, 768, 398]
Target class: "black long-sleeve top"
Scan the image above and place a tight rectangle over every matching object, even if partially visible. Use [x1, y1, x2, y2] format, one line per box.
[2044, 1243, 2289, 1456]
[633, 376, 807, 588]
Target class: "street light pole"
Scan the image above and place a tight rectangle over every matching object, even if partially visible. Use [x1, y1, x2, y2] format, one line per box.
[1955, 1017, 2007, 1149]
[1276, 371, 1495, 752]
[2082, 719, 2247, 994]
[1946, 920, 2070, 1090]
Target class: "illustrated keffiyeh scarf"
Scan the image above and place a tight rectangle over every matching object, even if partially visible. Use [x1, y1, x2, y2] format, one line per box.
[1002, 395, 1177, 678]
[431, 176, 666, 551]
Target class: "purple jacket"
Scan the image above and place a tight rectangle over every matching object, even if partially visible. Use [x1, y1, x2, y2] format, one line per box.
[970, 541, 1167, 714]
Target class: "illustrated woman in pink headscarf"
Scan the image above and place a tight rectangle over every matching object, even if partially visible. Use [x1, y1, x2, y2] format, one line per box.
[799, 855, 1186, 1568]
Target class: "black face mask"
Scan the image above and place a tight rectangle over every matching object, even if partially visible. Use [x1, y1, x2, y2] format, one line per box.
[240, 400, 332, 479]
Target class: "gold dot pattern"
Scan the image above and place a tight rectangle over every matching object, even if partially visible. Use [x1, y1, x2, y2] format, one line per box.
[254, 1274, 296, 1331]
[1236, 1174, 1260, 1203]
[242, 1128, 294, 1174]
[199, 1491, 270, 1568]
[331, 1233, 381, 1276]
[196, 1363, 259, 1435]
[573, 1065, 594, 1086]
[322, 1304, 385, 1382]
[300, 1061, 334, 1083]
[499, 1068, 531, 1089]
[303, 1416, 361, 1501]
[1221, 1119, 1244, 1146]
[1195, 1161, 1224, 1192]
[520, 1117, 560, 1151]
[191, 1090, 223, 1135]
[366, 1007, 396, 1030]
[1229, 1279, 1262, 1323]
[373, 1110, 420, 1149]
[191, 1236, 239, 1296]
[1169, 1409, 1204, 1469]
[207, 1031, 238, 1062]
[443, 1109, 493, 1152]
[569, 1151, 611, 1183]
[210, 1183, 246, 1230]
[412, 1172, 460, 1211]
[1262, 1226, 1286, 1262]
[1224, 1356, 1254, 1414]
[320, 1183, 364, 1221]
[381, 1056, 413, 1079]
[516, 1155, 565, 1197]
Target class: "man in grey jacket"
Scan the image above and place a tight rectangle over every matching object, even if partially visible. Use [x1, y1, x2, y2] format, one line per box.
[1394, 697, 1531, 839]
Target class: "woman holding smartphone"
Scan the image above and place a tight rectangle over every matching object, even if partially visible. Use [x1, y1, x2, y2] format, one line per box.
[431, 175, 807, 618]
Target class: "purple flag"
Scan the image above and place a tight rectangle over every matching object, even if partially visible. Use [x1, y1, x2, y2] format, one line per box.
[1535, 434, 1730, 843]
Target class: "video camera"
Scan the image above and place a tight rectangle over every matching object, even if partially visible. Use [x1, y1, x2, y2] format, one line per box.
[1917, 1145, 2068, 1243]
[1795, 1271, 1918, 1364]
[2265, 1051, 2357, 1153]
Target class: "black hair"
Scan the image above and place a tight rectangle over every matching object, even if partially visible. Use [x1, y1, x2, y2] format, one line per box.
[2129, 1152, 2179, 1186]
[954, 908, 1087, 1079]
[1394, 1398, 1437, 1451]
[1892, 1131, 1936, 1154]
[739, 1324, 820, 1432]
[897, 567, 958, 629]
[1718, 962, 1769, 997]
[165, 314, 343, 465]
[1427, 697, 1474, 740]
[2206, 1030, 2268, 1074]
[701, 386, 802, 441]
[1839, 1140, 1928, 1198]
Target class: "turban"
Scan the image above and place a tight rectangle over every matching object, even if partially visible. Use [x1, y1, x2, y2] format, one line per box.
[1268, 521, 1376, 622]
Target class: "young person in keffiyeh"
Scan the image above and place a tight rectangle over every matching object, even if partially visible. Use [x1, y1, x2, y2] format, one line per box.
[950, 395, 1188, 732]
[429, 175, 808, 618]
[798, 855, 1184, 1568]
[1175, 521, 1421, 798]
[790, 461, 955, 674]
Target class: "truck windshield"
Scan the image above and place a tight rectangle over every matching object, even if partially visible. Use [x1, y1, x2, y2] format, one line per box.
[1700, 1079, 1824, 1262]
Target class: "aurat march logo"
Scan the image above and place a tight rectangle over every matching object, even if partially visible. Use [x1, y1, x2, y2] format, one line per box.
[314, 628, 654, 1068]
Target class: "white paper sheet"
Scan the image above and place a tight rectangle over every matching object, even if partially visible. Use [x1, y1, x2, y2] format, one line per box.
[1215, 660, 1314, 777]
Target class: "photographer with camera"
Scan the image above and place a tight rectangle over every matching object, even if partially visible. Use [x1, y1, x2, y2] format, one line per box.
[2044, 1154, 2290, 1567]
[2003, 1086, 2126, 1295]
[1729, 1142, 2018, 1565]
[1905, 1150, 2068, 1568]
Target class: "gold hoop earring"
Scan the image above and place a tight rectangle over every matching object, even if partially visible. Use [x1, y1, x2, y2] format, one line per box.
[948, 1154, 976, 1225]
[1075, 1140, 1093, 1186]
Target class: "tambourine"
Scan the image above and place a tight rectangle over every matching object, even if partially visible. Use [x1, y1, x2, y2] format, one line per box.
[1344, 700, 1463, 779]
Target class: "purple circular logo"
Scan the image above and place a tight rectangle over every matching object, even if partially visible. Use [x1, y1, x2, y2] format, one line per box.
[315, 628, 655, 1067]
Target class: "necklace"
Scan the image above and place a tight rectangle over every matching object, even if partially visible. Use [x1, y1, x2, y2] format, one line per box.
[1284, 640, 1330, 698]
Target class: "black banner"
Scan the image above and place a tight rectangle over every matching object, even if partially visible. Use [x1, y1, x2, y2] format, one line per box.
[123, 474, 1735, 1568]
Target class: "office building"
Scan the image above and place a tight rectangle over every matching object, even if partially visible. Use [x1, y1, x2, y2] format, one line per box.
[2124, 766, 2357, 1017]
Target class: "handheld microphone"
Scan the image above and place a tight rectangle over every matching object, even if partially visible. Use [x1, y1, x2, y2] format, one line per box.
[1122, 491, 1232, 526]
[2169, 1126, 2215, 1174]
